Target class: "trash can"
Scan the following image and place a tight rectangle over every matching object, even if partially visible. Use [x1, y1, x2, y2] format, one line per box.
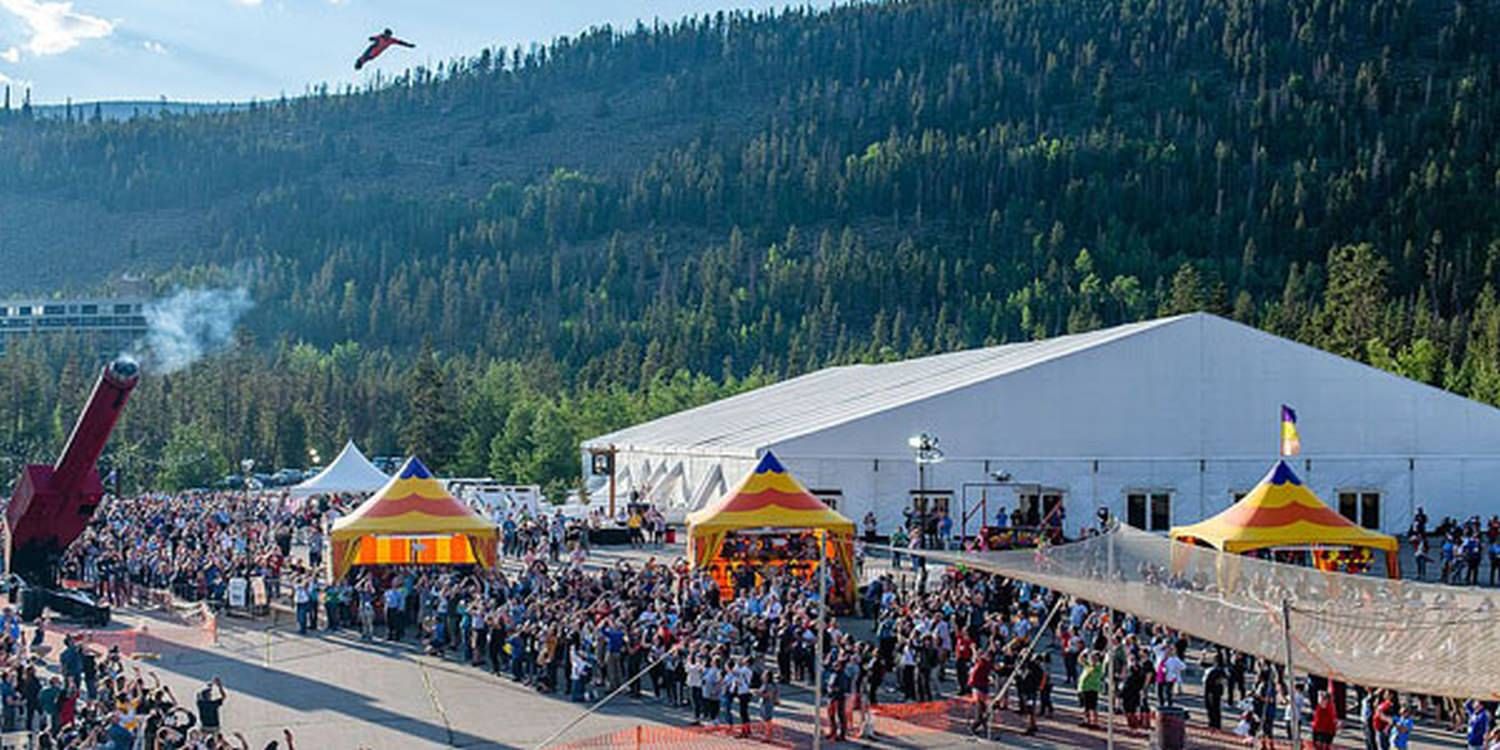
[1153, 706, 1187, 750]
[665, 527, 676, 544]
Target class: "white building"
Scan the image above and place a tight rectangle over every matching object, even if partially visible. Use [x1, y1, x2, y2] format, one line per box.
[581, 313, 1500, 537]
[0, 298, 149, 356]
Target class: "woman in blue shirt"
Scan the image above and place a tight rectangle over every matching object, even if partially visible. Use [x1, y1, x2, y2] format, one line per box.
[1391, 705, 1415, 750]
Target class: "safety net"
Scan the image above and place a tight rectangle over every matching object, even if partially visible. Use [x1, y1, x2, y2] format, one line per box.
[918, 525, 1500, 700]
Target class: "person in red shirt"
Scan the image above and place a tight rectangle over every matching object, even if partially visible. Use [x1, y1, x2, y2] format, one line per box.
[355, 29, 415, 70]
[1310, 690, 1339, 750]
[968, 648, 994, 733]
[954, 631, 974, 695]
[1372, 690, 1397, 749]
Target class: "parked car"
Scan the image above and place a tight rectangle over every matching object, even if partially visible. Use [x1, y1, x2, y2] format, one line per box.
[372, 456, 404, 474]
[271, 468, 305, 486]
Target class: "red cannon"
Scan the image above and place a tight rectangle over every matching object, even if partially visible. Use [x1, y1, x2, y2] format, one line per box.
[6, 357, 138, 622]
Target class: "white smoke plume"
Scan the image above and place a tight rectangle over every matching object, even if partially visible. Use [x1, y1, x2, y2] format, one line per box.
[135, 287, 254, 374]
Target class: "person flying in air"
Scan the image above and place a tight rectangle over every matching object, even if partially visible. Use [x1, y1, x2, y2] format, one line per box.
[355, 29, 415, 70]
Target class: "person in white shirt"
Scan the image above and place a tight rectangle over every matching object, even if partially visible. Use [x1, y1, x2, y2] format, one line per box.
[685, 654, 705, 722]
[764, 596, 783, 621]
[731, 658, 755, 730]
[1159, 652, 1187, 706]
[701, 659, 724, 725]
[569, 645, 591, 702]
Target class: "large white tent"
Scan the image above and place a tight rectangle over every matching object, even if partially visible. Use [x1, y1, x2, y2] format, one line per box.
[290, 441, 389, 497]
[583, 313, 1500, 534]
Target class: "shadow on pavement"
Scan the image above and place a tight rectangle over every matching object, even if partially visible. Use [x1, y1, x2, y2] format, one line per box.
[147, 635, 502, 749]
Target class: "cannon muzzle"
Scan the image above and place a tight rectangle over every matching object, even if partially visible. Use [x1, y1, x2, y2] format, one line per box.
[102, 356, 141, 390]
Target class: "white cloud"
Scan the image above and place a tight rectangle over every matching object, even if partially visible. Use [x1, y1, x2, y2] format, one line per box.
[0, 46, 18, 63]
[0, 0, 114, 57]
[232, 0, 263, 5]
[142, 39, 165, 54]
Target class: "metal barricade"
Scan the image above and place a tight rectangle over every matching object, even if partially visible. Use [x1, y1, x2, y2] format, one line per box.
[0, 731, 35, 750]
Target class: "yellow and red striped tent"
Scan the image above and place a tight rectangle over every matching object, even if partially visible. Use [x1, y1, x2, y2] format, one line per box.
[1170, 460, 1399, 577]
[328, 457, 498, 580]
[686, 451, 856, 604]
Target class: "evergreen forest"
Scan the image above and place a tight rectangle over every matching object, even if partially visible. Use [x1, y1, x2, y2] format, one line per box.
[0, 0, 1496, 495]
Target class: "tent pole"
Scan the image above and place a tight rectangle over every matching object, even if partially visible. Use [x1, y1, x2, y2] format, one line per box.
[1282, 598, 1302, 750]
[814, 528, 826, 750]
[608, 444, 617, 519]
[1107, 523, 1117, 750]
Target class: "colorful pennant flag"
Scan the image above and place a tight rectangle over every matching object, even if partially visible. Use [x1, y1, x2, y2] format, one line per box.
[1280, 404, 1301, 456]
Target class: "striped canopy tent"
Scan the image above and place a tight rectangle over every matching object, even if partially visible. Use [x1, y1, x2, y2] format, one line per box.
[328, 457, 498, 580]
[1170, 460, 1400, 578]
[686, 451, 857, 604]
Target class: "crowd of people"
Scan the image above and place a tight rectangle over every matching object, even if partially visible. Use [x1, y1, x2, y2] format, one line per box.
[41, 491, 1500, 750]
[0, 607, 296, 750]
[1409, 507, 1500, 586]
[61, 492, 335, 609]
[282, 510, 1500, 750]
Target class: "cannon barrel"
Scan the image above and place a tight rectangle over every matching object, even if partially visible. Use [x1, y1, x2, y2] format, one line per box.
[6, 357, 139, 584]
[51, 358, 139, 493]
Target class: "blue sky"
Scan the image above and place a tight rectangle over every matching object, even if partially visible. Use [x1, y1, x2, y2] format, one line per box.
[0, 1, 801, 104]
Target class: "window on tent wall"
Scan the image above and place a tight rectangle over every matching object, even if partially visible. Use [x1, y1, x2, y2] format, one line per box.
[908, 491, 951, 518]
[811, 489, 842, 512]
[1126, 491, 1172, 532]
[1337, 490, 1381, 530]
[1016, 491, 1064, 527]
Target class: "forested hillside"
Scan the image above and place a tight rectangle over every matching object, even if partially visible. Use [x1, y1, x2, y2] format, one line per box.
[0, 0, 1497, 495]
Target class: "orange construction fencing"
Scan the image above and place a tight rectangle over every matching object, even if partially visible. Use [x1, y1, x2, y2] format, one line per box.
[51, 602, 218, 659]
[551, 722, 793, 750]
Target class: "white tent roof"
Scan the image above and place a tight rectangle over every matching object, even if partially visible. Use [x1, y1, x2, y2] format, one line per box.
[289, 441, 389, 496]
[583, 316, 1180, 455]
[586, 312, 1500, 461]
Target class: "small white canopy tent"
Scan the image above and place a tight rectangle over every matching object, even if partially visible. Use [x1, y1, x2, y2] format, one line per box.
[289, 441, 389, 497]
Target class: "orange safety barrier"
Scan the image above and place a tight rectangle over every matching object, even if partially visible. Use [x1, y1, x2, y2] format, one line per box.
[552, 722, 793, 750]
[868, 698, 1368, 749]
[52, 603, 218, 658]
[870, 698, 978, 735]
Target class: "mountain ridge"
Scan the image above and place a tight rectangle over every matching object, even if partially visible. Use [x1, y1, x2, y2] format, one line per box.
[0, 0, 1496, 491]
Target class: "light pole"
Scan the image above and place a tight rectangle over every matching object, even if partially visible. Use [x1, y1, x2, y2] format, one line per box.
[907, 433, 944, 547]
[240, 458, 256, 497]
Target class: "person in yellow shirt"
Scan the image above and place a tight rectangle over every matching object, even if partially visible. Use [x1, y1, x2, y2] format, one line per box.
[627, 511, 643, 548]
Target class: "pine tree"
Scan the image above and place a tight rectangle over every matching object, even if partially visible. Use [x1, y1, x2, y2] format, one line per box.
[401, 341, 456, 466]
[1322, 243, 1390, 360]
